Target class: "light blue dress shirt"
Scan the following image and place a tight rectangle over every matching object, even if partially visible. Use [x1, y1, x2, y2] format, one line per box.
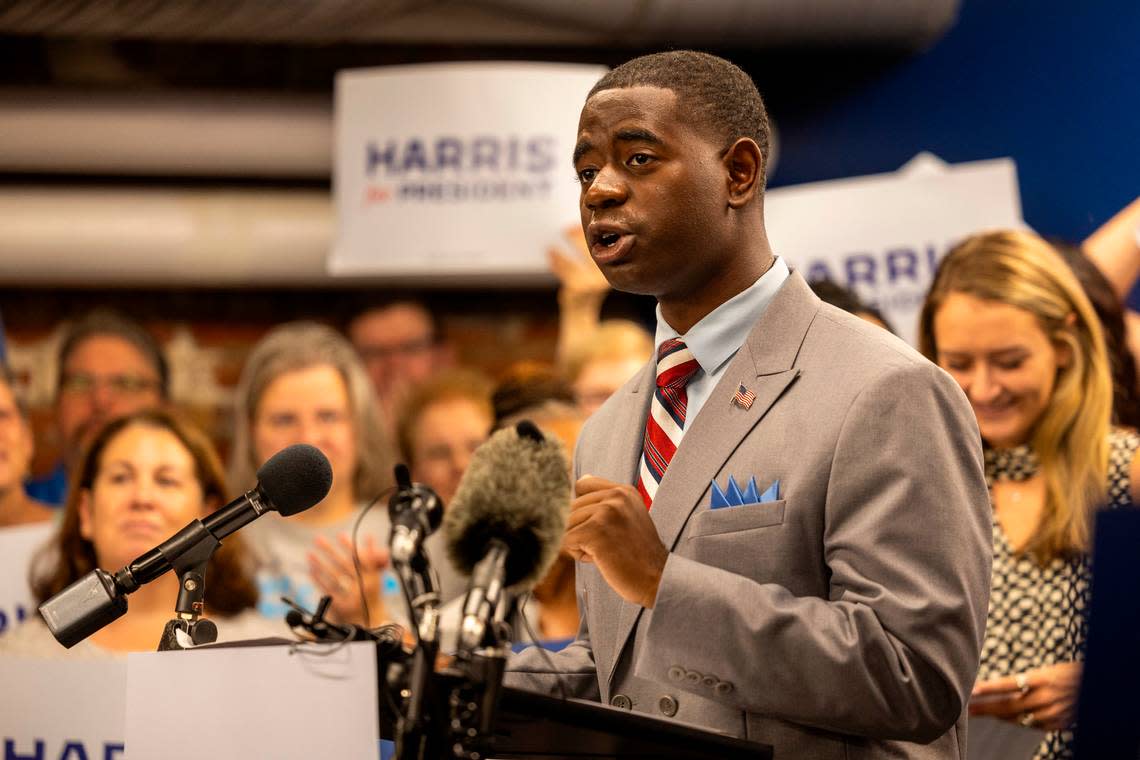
[652, 256, 790, 425]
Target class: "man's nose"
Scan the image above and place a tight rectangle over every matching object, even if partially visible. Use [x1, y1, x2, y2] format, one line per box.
[90, 382, 117, 411]
[584, 167, 627, 211]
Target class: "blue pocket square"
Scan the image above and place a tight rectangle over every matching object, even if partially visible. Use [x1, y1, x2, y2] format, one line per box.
[710, 476, 780, 508]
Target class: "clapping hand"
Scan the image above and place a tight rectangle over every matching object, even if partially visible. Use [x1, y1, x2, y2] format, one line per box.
[308, 532, 390, 628]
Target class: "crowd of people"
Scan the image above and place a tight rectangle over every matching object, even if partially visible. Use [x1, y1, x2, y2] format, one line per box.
[1, 47, 1138, 760]
[0, 228, 653, 658]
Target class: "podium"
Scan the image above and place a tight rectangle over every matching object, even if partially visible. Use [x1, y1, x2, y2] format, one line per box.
[116, 640, 770, 759]
[381, 668, 772, 760]
[485, 684, 771, 759]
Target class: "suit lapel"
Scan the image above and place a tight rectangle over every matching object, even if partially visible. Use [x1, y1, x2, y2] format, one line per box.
[605, 362, 654, 486]
[591, 361, 654, 689]
[603, 272, 821, 688]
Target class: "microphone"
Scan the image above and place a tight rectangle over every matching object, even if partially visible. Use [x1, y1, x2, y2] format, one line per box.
[443, 420, 570, 651]
[388, 463, 444, 567]
[40, 444, 333, 648]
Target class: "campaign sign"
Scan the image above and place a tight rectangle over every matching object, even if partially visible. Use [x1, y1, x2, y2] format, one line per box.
[330, 62, 607, 279]
[766, 154, 1023, 346]
[0, 658, 126, 760]
[0, 523, 54, 638]
[125, 642, 379, 759]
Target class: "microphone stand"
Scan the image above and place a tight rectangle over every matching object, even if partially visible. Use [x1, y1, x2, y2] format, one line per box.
[393, 547, 443, 760]
[444, 593, 516, 760]
[152, 525, 220, 651]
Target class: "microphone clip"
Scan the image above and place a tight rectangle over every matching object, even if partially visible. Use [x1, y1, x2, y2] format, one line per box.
[156, 527, 221, 651]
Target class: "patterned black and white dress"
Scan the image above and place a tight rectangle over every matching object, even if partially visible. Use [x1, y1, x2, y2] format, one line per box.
[976, 429, 1140, 760]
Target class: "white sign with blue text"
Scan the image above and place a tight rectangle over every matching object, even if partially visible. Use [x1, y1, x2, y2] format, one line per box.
[766, 154, 1023, 346]
[330, 61, 607, 280]
[0, 523, 54, 638]
[0, 658, 126, 760]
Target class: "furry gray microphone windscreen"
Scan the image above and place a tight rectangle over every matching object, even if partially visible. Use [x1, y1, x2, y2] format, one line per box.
[443, 420, 571, 592]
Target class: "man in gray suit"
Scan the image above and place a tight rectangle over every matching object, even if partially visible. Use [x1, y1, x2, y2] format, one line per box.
[507, 51, 992, 758]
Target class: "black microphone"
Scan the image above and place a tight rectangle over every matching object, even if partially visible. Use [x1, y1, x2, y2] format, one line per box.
[388, 463, 444, 567]
[40, 444, 333, 648]
[112, 443, 332, 592]
[443, 420, 570, 652]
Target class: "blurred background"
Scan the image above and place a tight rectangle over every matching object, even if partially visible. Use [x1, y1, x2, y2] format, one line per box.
[0, 0, 1137, 471]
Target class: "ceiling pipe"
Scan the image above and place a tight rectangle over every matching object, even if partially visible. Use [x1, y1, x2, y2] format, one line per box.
[0, 89, 332, 178]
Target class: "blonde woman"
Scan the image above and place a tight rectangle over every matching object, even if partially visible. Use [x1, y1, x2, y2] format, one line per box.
[395, 368, 494, 506]
[919, 230, 1140, 759]
[561, 320, 653, 417]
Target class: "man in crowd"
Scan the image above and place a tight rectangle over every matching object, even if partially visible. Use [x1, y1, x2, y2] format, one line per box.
[347, 300, 449, 426]
[507, 51, 991, 757]
[26, 310, 167, 505]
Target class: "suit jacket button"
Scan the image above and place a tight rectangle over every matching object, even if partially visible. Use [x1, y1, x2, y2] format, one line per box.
[658, 695, 679, 717]
[702, 675, 718, 688]
[610, 694, 632, 710]
[667, 666, 685, 682]
[714, 681, 734, 696]
[684, 671, 702, 686]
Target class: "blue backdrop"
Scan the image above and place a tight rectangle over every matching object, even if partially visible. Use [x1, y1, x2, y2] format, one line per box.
[767, 0, 1139, 244]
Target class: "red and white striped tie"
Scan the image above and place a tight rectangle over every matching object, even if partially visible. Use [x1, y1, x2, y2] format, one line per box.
[636, 338, 701, 509]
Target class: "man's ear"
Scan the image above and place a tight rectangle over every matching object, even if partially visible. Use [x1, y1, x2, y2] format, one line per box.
[78, 489, 95, 541]
[723, 137, 764, 209]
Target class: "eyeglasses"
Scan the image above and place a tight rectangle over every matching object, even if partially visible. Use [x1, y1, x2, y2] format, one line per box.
[60, 372, 161, 397]
[356, 338, 435, 362]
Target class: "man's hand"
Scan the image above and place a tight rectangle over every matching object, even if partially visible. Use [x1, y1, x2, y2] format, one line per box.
[563, 475, 669, 609]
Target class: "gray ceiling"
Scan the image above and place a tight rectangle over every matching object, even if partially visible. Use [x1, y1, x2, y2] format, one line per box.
[0, 0, 960, 48]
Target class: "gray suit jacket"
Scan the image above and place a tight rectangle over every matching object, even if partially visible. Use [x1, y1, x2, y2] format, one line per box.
[508, 272, 992, 759]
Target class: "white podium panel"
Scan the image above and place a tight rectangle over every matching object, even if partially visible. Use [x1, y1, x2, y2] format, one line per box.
[125, 642, 379, 759]
[0, 657, 126, 760]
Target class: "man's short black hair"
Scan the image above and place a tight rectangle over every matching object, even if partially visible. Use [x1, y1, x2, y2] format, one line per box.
[588, 50, 770, 182]
[57, 309, 170, 399]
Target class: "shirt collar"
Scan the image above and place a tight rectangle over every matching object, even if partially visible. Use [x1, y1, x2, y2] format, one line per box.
[653, 256, 790, 374]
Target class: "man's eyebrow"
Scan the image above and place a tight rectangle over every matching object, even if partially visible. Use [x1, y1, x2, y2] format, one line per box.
[615, 128, 662, 146]
[572, 139, 593, 166]
[572, 128, 663, 166]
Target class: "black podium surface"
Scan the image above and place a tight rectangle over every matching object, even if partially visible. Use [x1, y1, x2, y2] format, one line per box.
[487, 685, 772, 760]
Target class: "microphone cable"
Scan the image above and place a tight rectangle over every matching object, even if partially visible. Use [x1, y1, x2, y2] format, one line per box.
[349, 485, 397, 636]
[516, 591, 571, 702]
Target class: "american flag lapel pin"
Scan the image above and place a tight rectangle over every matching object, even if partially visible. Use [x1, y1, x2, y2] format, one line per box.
[733, 383, 756, 410]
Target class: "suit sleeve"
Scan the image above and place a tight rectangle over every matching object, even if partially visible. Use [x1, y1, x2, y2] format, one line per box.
[635, 360, 992, 742]
[503, 588, 601, 700]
